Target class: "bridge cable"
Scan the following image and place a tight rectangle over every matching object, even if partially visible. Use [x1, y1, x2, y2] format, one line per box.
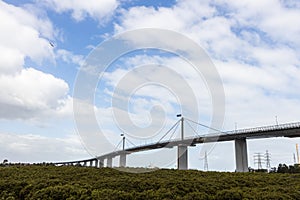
[185, 118, 228, 135]
[185, 120, 201, 138]
[168, 120, 180, 141]
[156, 119, 181, 144]
[125, 137, 138, 148]
[113, 139, 123, 152]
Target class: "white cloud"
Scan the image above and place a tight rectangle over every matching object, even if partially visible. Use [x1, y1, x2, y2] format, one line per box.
[42, 0, 119, 23]
[115, 0, 300, 62]
[218, 0, 300, 47]
[103, 55, 212, 113]
[115, 0, 214, 32]
[0, 68, 71, 120]
[0, 1, 72, 121]
[216, 60, 300, 95]
[89, 53, 216, 152]
[114, 0, 300, 126]
[0, 1, 55, 68]
[56, 49, 84, 65]
[0, 46, 24, 75]
[0, 132, 89, 163]
[251, 47, 299, 67]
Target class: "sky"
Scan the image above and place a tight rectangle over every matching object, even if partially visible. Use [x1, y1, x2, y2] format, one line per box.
[0, 0, 300, 171]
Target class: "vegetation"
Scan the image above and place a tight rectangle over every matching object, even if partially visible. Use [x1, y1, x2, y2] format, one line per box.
[277, 163, 300, 173]
[0, 164, 300, 199]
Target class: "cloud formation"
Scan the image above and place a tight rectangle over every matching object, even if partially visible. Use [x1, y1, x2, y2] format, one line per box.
[0, 132, 88, 163]
[41, 0, 119, 23]
[0, 1, 55, 74]
[0, 1, 71, 121]
[114, 0, 300, 128]
[0, 68, 70, 120]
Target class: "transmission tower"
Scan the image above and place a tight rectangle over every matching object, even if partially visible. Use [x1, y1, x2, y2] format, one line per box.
[265, 150, 271, 169]
[254, 153, 264, 170]
[204, 151, 208, 171]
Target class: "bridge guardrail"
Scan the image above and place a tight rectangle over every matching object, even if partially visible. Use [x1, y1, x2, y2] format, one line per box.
[128, 121, 300, 150]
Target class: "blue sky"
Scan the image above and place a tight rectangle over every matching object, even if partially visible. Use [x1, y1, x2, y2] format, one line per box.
[0, 0, 300, 171]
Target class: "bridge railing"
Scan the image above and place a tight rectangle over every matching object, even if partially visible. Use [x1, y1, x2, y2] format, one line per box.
[225, 121, 300, 135]
[125, 121, 300, 150]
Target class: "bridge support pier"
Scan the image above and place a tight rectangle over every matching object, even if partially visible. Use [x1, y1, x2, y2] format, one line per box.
[177, 145, 188, 170]
[119, 153, 126, 167]
[107, 157, 113, 168]
[99, 159, 104, 168]
[235, 138, 248, 172]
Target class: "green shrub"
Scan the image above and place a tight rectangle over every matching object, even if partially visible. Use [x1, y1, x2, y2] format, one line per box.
[215, 189, 243, 200]
[0, 165, 299, 199]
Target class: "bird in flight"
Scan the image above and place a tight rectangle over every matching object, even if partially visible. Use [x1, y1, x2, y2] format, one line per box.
[49, 42, 55, 47]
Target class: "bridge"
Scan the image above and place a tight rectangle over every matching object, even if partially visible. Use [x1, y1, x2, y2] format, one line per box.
[54, 117, 300, 172]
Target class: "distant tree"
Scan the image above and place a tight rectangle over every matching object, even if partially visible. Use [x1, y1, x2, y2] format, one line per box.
[254, 168, 268, 173]
[277, 164, 289, 173]
[248, 167, 255, 172]
[269, 167, 277, 173]
[277, 163, 300, 173]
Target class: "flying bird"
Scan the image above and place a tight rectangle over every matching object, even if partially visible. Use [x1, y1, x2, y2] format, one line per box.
[49, 42, 54, 47]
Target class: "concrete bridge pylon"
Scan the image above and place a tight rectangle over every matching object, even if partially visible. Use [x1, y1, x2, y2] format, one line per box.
[235, 138, 248, 172]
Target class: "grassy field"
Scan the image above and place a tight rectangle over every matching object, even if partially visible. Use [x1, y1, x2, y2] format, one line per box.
[0, 165, 299, 199]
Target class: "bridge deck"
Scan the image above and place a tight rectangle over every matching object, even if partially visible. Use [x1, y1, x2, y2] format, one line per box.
[54, 121, 300, 165]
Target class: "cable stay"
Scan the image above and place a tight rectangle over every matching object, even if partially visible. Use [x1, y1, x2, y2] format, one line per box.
[185, 118, 227, 135]
[126, 137, 137, 148]
[156, 118, 181, 144]
[185, 120, 201, 138]
[113, 139, 123, 152]
[168, 120, 180, 141]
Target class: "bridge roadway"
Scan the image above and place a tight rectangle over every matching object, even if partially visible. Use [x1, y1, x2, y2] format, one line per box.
[54, 121, 300, 172]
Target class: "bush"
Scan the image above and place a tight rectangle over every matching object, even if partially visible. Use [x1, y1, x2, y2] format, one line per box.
[215, 189, 243, 200]
[0, 165, 300, 199]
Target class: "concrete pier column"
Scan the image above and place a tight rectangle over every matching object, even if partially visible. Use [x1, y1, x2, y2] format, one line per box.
[83, 161, 87, 167]
[119, 153, 126, 167]
[99, 159, 104, 168]
[90, 160, 93, 167]
[107, 157, 113, 168]
[235, 138, 248, 172]
[94, 159, 98, 168]
[177, 145, 188, 170]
